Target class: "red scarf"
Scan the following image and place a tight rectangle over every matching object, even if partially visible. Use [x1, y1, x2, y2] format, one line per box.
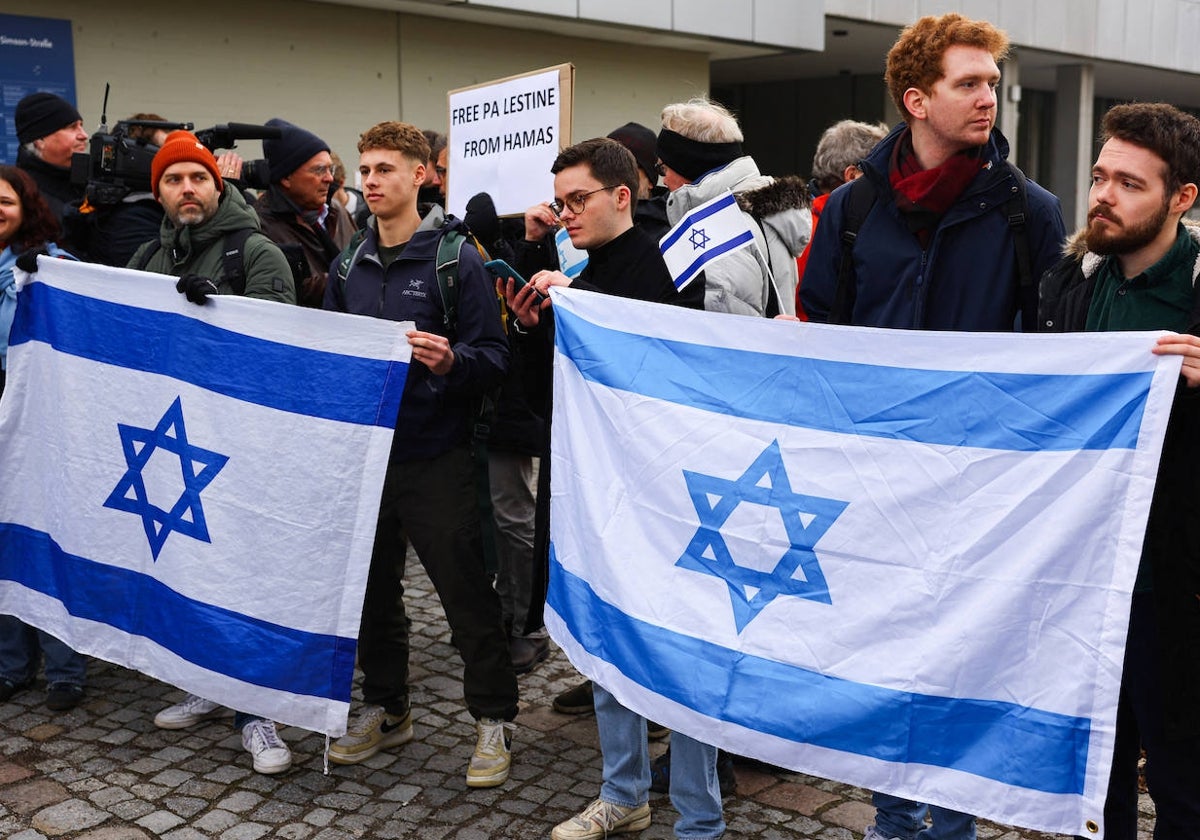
[889, 128, 985, 248]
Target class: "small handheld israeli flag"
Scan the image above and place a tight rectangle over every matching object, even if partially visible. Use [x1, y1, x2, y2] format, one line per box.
[660, 190, 755, 290]
[555, 227, 589, 278]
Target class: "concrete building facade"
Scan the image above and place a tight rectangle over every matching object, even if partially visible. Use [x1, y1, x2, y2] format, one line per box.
[4, 0, 1200, 226]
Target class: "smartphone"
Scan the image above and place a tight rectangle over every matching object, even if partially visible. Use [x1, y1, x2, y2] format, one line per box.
[485, 259, 545, 301]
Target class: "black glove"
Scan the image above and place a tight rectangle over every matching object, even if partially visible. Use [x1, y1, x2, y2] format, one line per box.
[15, 245, 50, 274]
[175, 273, 220, 305]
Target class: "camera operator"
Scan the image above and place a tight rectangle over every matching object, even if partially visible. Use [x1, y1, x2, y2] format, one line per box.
[77, 112, 170, 267]
[14, 92, 87, 231]
[255, 118, 355, 307]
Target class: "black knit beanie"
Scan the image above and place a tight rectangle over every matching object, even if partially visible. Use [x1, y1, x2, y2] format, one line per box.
[263, 118, 330, 182]
[655, 128, 742, 183]
[15, 92, 82, 144]
[607, 122, 658, 184]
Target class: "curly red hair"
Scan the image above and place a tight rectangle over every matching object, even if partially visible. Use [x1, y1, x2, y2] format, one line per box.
[885, 14, 1010, 121]
[0, 165, 62, 252]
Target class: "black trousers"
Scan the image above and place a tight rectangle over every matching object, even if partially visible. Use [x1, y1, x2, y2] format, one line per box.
[1083, 592, 1200, 840]
[357, 445, 518, 721]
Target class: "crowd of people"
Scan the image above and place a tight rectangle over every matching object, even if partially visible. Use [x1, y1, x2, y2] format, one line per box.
[0, 9, 1197, 840]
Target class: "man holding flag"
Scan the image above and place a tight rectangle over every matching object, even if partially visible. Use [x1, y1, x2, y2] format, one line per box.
[323, 121, 518, 788]
[500, 137, 717, 840]
[656, 97, 809, 317]
[801, 12, 1065, 840]
[1040, 101, 1200, 840]
[128, 130, 299, 775]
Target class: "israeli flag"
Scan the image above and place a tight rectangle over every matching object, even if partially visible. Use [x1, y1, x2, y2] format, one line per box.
[0, 259, 411, 736]
[546, 288, 1181, 838]
[659, 190, 756, 290]
[555, 226, 589, 279]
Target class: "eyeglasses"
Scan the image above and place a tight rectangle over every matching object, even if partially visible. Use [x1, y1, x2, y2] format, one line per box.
[550, 184, 620, 216]
[654, 161, 667, 176]
[306, 164, 335, 177]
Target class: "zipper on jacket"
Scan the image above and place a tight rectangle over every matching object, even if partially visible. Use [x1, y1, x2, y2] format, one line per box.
[912, 249, 929, 327]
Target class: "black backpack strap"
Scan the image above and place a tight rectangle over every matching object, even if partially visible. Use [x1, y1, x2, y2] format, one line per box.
[1003, 161, 1038, 328]
[829, 175, 877, 325]
[134, 240, 161, 271]
[218, 228, 254, 296]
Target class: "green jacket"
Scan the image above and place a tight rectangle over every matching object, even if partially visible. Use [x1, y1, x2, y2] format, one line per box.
[128, 187, 296, 304]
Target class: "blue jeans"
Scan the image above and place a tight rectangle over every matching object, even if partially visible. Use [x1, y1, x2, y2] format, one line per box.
[0, 615, 87, 687]
[594, 683, 725, 839]
[872, 793, 975, 840]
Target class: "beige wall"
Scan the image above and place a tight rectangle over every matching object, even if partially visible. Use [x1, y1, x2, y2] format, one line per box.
[396, 15, 710, 143]
[2, 2, 708, 168]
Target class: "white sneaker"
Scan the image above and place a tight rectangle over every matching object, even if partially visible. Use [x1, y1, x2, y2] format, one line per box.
[551, 799, 652, 840]
[241, 719, 292, 775]
[466, 717, 514, 787]
[153, 694, 226, 730]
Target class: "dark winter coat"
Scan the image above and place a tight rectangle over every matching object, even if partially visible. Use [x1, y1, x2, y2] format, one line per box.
[324, 213, 509, 463]
[801, 124, 1065, 330]
[128, 187, 296, 304]
[257, 186, 356, 307]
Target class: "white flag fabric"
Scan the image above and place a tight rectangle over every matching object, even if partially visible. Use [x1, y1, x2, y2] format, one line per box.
[659, 190, 756, 290]
[545, 288, 1181, 838]
[0, 259, 411, 736]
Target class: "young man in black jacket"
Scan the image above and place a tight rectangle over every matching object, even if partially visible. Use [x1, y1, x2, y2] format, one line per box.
[1039, 102, 1200, 840]
[500, 138, 716, 840]
[323, 121, 518, 788]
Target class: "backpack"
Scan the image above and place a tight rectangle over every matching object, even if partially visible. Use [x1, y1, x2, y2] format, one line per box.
[334, 218, 504, 338]
[133, 229, 305, 297]
[829, 160, 1034, 326]
[334, 218, 507, 572]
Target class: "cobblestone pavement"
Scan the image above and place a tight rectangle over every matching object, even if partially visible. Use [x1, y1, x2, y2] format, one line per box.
[0, 560, 1154, 839]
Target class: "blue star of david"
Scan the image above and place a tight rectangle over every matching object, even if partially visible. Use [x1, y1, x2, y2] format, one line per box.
[688, 226, 711, 250]
[677, 440, 846, 633]
[104, 396, 229, 561]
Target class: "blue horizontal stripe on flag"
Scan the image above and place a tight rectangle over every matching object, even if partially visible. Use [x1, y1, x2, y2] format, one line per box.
[548, 548, 1088, 795]
[0, 523, 355, 702]
[673, 230, 755, 290]
[660, 192, 740, 252]
[10, 281, 406, 427]
[553, 306, 1148, 452]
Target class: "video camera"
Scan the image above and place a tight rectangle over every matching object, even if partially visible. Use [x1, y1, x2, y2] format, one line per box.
[70, 116, 280, 205]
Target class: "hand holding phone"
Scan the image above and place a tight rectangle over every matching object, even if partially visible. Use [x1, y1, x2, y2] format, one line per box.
[485, 259, 546, 302]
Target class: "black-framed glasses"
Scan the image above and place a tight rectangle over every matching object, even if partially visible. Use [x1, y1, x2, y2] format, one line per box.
[654, 161, 667, 176]
[550, 184, 620, 216]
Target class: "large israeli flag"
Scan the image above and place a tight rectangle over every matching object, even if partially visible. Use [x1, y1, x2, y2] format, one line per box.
[545, 288, 1181, 838]
[660, 190, 756, 291]
[0, 259, 411, 736]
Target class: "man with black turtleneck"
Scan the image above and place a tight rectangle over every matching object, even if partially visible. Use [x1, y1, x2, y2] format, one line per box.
[500, 137, 716, 840]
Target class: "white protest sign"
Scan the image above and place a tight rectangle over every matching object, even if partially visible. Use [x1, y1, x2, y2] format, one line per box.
[447, 64, 573, 217]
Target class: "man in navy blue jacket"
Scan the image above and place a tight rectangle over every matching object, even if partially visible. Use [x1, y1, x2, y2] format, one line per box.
[323, 121, 518, 788]
[801, 13, 1065, 840]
